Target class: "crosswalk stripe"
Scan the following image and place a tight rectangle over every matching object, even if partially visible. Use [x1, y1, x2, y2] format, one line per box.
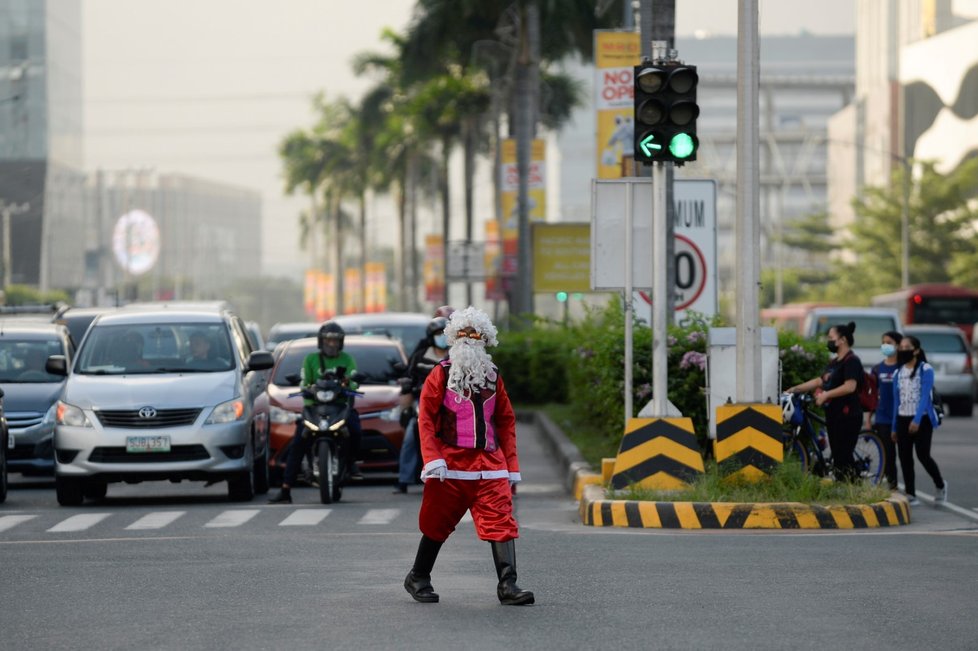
[0, 515, 37, 532]
[204, 510, 260, 528]
[279, 509, 332, 526]
[48, 514, 111, 533]
[358, 509, 399, 525]
[126, 511, 186, 530]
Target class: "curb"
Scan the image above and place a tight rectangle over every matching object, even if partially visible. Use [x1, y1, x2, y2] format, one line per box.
[529, 410, 913, 530]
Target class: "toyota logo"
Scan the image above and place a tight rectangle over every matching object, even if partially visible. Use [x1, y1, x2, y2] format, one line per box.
[138, 406, 158, 419]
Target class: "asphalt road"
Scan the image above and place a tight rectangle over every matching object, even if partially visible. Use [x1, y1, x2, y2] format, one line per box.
[1, 415, 976, 650]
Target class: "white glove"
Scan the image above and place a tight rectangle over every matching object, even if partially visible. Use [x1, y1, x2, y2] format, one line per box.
[421, 462, 447, 482]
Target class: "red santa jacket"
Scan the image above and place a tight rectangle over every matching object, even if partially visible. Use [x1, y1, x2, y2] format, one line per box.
[417, 362, 520, 482]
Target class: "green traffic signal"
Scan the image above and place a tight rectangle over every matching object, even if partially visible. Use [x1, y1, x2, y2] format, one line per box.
[555, 291, 568, 302]
[669, 133, 696, 159]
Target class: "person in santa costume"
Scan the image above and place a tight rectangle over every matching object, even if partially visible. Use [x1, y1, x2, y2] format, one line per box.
[403, 306, 534, 606]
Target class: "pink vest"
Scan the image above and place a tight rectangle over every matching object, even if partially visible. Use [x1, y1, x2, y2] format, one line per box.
[436, 360, 499, 451]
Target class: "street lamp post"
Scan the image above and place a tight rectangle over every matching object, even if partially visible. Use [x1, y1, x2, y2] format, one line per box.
[1, 201, 31, 291]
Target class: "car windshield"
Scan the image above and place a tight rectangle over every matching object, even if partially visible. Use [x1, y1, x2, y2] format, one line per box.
[912, 332, 967, 354]
[273, 343, 404, 386]
[76, 323, 234, 374]
[0, 338, 65, 383]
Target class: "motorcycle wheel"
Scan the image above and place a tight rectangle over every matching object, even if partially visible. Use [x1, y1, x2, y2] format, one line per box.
[318, 441, 335, 504]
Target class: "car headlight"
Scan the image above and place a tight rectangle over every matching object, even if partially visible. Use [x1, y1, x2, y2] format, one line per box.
[206, 398, 246, 424]
[56, 401, 92, 428]
[269, 405, 298, 424]
[42, 402, 58, 425]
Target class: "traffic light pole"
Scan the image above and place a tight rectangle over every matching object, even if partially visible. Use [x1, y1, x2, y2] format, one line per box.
[652, 161, 669, 416]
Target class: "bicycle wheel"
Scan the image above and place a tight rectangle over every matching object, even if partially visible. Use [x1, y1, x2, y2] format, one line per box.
[853, 430, 885, 485]
[783, 437, 809, 473]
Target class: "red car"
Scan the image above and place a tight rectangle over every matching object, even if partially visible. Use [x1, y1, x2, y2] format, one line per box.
[254, 336, 408, 485]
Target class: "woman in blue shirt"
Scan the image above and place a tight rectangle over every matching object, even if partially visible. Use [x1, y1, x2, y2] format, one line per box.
[871, 331, 903, 490]
[891, 335, 946, 506]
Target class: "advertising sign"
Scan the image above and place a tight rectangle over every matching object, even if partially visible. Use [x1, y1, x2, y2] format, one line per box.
[364, 262, 387, 313]
[532, 223, 591, 293]
[423, 234, 445, 303]
[112, 209, 160, 275]
[499, 138, 546, 283]
[594, 30, 641, 179]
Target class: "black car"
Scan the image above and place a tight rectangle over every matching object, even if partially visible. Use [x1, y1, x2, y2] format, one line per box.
[53, 305, 116, 348]
[0, 387, 8, 503]
[0, 320, 75, 476]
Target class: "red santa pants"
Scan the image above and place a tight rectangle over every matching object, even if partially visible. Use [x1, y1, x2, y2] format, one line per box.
[419, 478, 518, 543]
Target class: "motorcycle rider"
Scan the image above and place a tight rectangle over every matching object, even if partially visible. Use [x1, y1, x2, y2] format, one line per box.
[394, 313, 452, 494]
[268, 321, 362, 504]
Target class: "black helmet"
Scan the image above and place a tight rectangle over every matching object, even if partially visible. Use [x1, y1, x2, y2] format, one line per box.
[318, 321, 345, 353]
[426, 316, 448, 338]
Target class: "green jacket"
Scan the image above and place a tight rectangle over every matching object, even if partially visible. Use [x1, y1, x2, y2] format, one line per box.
[300, 351, 358, 406]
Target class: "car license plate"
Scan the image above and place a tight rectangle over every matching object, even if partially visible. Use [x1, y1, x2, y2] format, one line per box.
[126, 435, 171, 453]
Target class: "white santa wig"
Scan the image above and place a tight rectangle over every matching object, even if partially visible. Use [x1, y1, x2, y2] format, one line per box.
[444, 306, 498, 348]
[443, 306, 498, 396]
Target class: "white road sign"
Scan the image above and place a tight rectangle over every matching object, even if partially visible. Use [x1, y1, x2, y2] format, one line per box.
[591, 178, 717, 320]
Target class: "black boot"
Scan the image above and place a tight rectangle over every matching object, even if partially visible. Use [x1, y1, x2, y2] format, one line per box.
[404, 535, 443, 603]
[267, 488, 292, 504]
[490, 540, 535, 605]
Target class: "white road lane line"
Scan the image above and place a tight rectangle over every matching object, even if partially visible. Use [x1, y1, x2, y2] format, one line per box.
[0, 515, 37, 532]
[126, 511, 187, 530]
[358, 509, 400, 525]
[47, 513, 112, 533]
[279, 509, 332, 526]
[204, 510, 260, 528]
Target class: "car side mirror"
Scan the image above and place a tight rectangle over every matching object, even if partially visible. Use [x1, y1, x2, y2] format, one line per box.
[246, 350, 274, 371]
[391, 361, 407, 375]
[350, 370, 366, 383]
[46, 355, 68, 376]
[285, 372, 301, 386]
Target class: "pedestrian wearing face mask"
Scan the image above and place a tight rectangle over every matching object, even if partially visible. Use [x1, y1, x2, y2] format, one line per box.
[891, 335, 946, 506]
[786, 322, 863, 481]
[871, 331, 903, 490]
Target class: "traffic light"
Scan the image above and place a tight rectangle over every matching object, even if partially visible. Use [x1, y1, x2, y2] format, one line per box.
[633, 62, 699, 165]
[555, 291, 568, 303]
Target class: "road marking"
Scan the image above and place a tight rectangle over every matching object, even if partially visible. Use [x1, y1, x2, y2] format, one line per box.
[0, 515, 37, 532]
[899, 485, 978, 525]
[460, 510, 473, 523]
[126, 511, 186, 530]
[279, 509, 332, 526]
[358, 509, 399, 525]
[47, 513, 111, 533]
[204, 509, 260, 528]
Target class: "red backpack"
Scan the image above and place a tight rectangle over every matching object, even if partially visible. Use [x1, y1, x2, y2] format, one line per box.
[858, 369, 879, 412]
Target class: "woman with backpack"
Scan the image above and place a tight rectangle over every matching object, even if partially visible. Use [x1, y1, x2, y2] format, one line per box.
[891, 335, 947, 507]
[786, 322, 863, 482]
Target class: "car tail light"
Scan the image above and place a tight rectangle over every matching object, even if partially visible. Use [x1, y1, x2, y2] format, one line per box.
[965, 355, 973, 374]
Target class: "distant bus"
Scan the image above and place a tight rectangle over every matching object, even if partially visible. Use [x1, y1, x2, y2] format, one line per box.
[760, 302, 836, 335]
[871, 283, 978, 341]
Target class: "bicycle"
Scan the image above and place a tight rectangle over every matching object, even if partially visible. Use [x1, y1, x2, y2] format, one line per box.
[780, 392, 886, 484]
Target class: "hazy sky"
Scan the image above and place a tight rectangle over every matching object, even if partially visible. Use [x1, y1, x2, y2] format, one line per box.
[82, 0, 856, 278]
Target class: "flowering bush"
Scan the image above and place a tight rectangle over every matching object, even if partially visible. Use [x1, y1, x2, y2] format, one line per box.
[495, 297, 829, 456]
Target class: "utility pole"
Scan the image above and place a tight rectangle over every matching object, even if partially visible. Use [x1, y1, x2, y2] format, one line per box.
[513, 1, 540, 319]
[1, 200, 30, 291]
[735, 0, 762, 402]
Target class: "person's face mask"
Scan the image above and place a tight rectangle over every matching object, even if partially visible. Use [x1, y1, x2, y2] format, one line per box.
[880, 343, 896, 357]
[826, 339, 839, 354]
[433, 333, 447, 349]
[897, 349, 915, 365]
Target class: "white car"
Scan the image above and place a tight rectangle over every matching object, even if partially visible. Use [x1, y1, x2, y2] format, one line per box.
[47, 308, 274, 505]
[904, 325, 976, 418]
[802, 307, 903, 371]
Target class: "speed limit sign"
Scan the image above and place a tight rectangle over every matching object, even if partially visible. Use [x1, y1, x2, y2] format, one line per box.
[639, 235, 707, 311]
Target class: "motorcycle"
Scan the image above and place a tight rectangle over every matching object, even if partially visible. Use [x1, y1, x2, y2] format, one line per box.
[291, 367, 363, 504]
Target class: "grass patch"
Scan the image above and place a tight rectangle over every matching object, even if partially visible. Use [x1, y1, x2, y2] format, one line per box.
[616, 459, 892, 505]
[531, 403, 620, 465]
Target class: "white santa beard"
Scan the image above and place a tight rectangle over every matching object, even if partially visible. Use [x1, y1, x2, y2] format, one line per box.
[447, 340, 496, 395]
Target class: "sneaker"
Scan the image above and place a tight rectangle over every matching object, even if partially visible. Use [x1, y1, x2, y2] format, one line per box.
[268, 489, 292, 504]
[392, 483, 408, 494]
[935, 481, 948, 504]
[907, 495, 921, 507]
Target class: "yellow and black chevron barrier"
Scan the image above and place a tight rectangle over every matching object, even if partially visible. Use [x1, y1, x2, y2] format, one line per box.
[714, 404, 783, 480]
[610, 418, 704, 490]
[579, 491, 911, 529]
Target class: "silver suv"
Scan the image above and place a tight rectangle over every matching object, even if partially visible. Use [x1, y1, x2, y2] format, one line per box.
[47, 308, 274, 505]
